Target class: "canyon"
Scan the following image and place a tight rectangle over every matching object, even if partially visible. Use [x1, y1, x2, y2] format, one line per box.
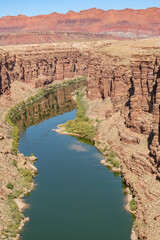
[0, 38, 160, 239]
[0, 8, 160, 45]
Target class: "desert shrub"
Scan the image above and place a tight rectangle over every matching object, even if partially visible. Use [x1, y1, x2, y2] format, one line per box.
[11, 126, 20, 155]
[133, 221, 138, 230]
[65, 119, 96, 141]
[106, 150, 120, 168]
[19, 168, 34, 189]
[5, 199, 24, 238]
[129, 199, 137, 211]
[12, 160, 18, 168]
[121, 176, 126, 189]
[8, 189, 23, 200]
[65, 90, 96, 141]
[19, 168, 33, 180]
[112, 159, 120, 168]
[6, 182, 14, 190]
[103, 146, 108, 152]
[109, 150, 116, 158]
[8, 193, 15, 200]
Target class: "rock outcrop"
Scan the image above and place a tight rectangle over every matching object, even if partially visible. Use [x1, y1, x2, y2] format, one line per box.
[86, 48, 160, 239]
[87, 52, 160, 177]
[0, 31, 116, 46]
[0, 45, 87, 95]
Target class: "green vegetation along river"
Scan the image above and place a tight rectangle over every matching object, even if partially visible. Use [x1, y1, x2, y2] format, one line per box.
[16, 84, 133, 240]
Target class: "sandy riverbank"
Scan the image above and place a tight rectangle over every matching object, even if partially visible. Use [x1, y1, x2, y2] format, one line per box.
[52, 124, 81, 137]
[14, 199, 28, 212]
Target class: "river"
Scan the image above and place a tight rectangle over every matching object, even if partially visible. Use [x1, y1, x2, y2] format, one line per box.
[15, 84, 133, 240]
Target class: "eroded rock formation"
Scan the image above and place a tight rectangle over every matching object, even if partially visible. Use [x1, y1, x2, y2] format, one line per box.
[86, 50, 160, 239]
[0, 46, 87, 95]
[87, 52, 160, 178]
[0, 31, 118, 46]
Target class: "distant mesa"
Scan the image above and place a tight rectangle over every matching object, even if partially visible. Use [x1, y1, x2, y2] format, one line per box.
[67, 10, 75, 14]
[0, 7, 160, 45]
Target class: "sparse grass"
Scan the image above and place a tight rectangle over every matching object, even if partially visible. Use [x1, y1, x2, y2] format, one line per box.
[8, 190, 23, 200]
[102, 146, 108, 153]
[12, 160, 18, 168]
[11, 126, 19, 155]
[121, 176, 127, 189]
[113, 171, 120, 177]
[5, 166, 35, 238]
[18, 167, 34, 189]
[3, 198, 24, 239]
[65, 89, 96, 141]
[109, 150, 116, 158]
[105, 150, 120, 168]
[96, 117, 101, 123]
[133, 220, 138, 230]
[129, 199, 137, 211]
[95, 140, 100, 145]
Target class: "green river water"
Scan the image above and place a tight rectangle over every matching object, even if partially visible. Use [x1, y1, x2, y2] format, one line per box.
[15, 85, 133, 240]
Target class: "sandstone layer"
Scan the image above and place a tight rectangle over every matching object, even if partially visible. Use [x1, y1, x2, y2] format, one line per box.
[0, 39, 160, 239]
[0, 44, 87, 95]
[0, 31, 122, 46]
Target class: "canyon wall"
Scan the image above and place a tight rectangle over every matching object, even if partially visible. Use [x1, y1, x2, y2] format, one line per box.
[86, 51, 160, 239]
[87, 52, 160, 179]
[0, 46, 88, 95]
[0, 43, 159, 179]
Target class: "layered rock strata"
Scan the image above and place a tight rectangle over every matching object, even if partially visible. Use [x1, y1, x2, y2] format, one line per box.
[0, 45, 87, 95]
[0, 31, 119, 46]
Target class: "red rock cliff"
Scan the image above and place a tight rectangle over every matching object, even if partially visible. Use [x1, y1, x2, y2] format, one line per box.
[87, 52, 160, 180]
[86, 44, 160, 239]
[0, 46, 87, 95]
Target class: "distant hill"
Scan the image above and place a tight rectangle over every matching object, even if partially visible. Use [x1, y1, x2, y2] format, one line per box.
[0, 7, 160, 45]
